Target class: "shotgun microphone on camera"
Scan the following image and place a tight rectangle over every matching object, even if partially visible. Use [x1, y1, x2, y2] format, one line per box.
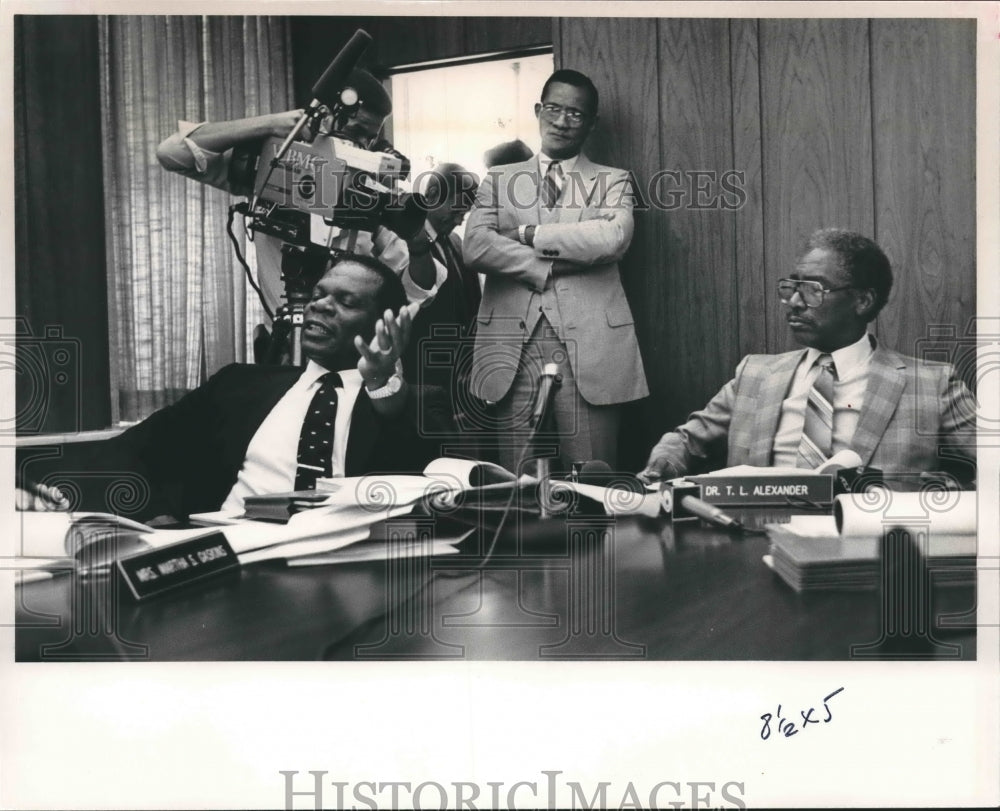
[273, 29, 374, 167]
[310, 29, 374, 108]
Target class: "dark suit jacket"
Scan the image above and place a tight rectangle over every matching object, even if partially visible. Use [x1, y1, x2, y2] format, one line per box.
[404, 231, 479, 387]
[18, 364, 455, 521]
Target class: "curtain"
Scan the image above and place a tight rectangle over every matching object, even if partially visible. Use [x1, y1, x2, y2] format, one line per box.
[98, 15, 293, 421]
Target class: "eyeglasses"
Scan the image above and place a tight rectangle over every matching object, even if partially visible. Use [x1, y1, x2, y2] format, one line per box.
[538, 102, 589, 125]
[777, 278, 855, 308]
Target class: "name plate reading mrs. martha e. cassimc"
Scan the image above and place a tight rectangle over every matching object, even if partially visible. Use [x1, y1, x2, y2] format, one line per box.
[116, 532, 240, 601]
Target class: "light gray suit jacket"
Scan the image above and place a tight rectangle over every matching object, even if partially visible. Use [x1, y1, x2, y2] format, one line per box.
[462, 155, 649, 405]
[649, 338, 977, 478]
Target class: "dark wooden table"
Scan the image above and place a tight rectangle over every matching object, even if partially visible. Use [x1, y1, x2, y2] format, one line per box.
[15, 509, 976, 661]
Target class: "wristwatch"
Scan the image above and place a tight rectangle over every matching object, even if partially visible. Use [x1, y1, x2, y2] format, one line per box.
[366, 372, 404, 400]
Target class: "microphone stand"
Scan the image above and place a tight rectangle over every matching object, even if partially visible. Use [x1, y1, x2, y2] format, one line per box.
[478, 365, 562, 565]
[278, 244, 335, 366]
[524, 365, 562, 519]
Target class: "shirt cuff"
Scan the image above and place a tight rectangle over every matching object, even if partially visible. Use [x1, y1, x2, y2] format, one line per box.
[176, 121, 223, 175]
[401, 257, 448, 306]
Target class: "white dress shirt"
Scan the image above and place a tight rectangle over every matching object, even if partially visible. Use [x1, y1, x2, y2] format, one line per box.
[221, 361, 364, 510]
[518, 152, 580, 245]
[771, 332, 875, 467]
[537, 151, 579, 181]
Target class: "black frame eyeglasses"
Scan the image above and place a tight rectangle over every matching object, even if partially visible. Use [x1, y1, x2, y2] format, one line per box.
[777, 278, 854, 308]
[538, 102, 589, 125]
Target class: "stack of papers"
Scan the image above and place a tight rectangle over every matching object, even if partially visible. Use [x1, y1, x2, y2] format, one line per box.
[764, 515, 976, 592]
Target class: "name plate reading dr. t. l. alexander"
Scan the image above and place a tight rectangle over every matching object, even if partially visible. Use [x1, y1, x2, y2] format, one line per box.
[687, 474, 834, 507]
[116, 532, 240, 601]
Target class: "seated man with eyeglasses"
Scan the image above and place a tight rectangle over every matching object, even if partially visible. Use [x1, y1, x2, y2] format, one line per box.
[638, 229, 977, 485]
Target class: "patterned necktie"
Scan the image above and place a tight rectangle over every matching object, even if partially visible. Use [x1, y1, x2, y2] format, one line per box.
[795, 354, 837, 468]
[294, 372, 342, 490]
[541, 160, 563, 209]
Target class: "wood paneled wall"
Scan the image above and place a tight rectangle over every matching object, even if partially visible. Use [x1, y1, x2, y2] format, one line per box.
[557, 17, 976, 460]
[291, 16, 976, 467]
[18, 15, 973, 451]
[289, 16, 551, 101]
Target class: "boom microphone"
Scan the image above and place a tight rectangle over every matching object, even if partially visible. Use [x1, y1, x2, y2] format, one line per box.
[271, 29, 373, 171]
[311, 29, 373, 107]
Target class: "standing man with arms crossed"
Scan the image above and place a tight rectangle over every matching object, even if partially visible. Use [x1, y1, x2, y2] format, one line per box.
[463, 69, 648, 473]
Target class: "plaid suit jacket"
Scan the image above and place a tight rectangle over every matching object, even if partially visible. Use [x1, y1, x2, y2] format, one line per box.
[650, 337, 977, 478]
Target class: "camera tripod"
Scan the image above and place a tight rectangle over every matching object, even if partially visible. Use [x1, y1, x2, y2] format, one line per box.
[275, 243, 340, 366]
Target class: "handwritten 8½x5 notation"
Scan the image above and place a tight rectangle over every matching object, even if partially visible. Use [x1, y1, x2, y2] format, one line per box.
[760, 687, 844, 740]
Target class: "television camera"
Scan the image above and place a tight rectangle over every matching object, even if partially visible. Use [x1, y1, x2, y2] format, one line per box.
[227, 29, 427, 363]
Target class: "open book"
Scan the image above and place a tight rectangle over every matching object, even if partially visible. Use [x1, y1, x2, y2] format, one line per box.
[321, 457, 660, 518]
[233, 458, 528, 524]
[12, 493, 454, 580]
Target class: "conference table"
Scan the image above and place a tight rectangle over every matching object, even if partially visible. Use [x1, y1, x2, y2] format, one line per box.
[14, 506, 977, 661]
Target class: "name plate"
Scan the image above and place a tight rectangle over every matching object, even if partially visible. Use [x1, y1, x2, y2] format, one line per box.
[116, 532, 240, 601]
[688, 474, 834, 506]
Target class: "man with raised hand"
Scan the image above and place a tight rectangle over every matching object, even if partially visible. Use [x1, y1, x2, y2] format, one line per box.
[18, 255, 454, 521]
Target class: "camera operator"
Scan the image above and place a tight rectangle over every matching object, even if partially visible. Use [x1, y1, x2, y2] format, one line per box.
[155, 68, 446, 321]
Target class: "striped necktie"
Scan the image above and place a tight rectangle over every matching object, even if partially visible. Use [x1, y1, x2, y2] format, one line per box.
[541, 160, 563, 209]
[294, 372, 342, 490]
[795, 354, 837, 469]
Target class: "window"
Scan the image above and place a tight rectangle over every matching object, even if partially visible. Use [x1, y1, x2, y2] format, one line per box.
[389, 51, 554, 228]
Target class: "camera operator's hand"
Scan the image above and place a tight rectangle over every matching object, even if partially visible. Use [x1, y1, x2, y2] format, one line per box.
[370, 138, 408, 165]
[264, 109, 307, 137]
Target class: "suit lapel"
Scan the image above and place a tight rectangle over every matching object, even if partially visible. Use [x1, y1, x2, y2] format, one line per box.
[852, 344, 906, 466]
[512, 161, 541, 225]
[221, 367, 302, 480]
[449, 231, 482, 318]
[558, 154, 597, 224]
[750, 351, 805, 465]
